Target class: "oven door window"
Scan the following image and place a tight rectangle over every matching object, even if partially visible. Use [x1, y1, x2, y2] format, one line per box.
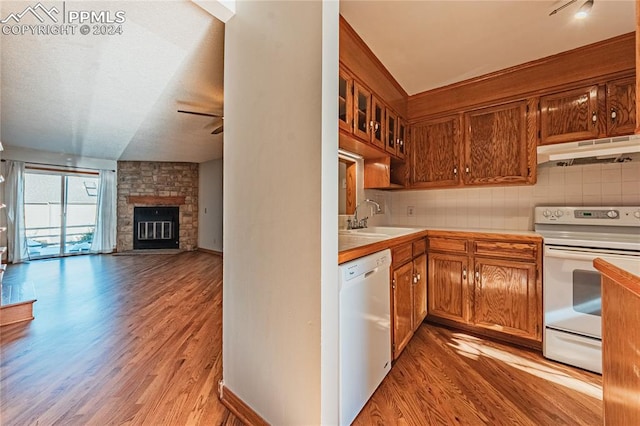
[572, 270, 601, 317]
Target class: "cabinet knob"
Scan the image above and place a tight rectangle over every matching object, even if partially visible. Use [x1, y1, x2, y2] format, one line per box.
[462, 267, 467, 280]
[399, 140, 404, 147]
[610, 108, 617, 122]
[453, 166, 458, 176]
[475, 269, 480, 282]
[413, 275, 418, 284]
[465, 166, 470, 174]
[592, 111, 597, 125]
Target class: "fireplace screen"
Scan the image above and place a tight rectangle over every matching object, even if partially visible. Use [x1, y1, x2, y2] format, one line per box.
[133, 206, 179, 250]
[138, 221, 173, 240]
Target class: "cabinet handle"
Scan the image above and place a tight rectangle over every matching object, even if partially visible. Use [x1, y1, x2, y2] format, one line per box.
[610, 108, 617, 122]
[592, 111, 597, 125]
[453, 166, 458, 175]
[462, 267, 467, 280]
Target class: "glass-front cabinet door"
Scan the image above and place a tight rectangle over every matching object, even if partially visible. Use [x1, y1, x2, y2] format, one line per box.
[353, 82, 371, 141]
[397, 119, 407, 159]
[338, 69, 353, 133]
[370, 96, 384, 149]
[385, 109, 397, 155]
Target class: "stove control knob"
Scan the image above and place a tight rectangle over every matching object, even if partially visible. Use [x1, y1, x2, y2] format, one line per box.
[554, 210, 564, 217]
[543, 209, 551, 218]
[634, 211, 640, 219]
[607, 210, 618, 219]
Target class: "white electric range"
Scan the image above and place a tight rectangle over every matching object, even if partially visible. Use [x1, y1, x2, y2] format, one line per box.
[534, 206, 640, 373]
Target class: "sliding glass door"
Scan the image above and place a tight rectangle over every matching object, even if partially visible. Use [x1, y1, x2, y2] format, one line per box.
[24, 169, 100, 259]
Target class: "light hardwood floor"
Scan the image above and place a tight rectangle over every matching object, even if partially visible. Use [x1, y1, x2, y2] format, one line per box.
[1, 253, 602, 425]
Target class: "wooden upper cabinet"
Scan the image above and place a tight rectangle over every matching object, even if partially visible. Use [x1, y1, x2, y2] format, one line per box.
[473, 257, 539, 341]
[412, 115, 461, 188]
[385, 108, 398, 155]
[463, 101, 530, 185]
[540, 85, 599, 145]
[607, 76, 636, 136]
[353, 82, 372, 141]
[428, 252, 469, 324]
[370, 96, 385, 149]
[393, 261, 414, 358]
[413, 253, 427, 329]
[338, 69, 354, 133]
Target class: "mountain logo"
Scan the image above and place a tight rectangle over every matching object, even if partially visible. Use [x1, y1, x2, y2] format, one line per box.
[0, 2, 60, 24]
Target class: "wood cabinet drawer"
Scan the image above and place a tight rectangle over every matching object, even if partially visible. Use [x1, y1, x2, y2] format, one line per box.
[474, 240, 538, 261]
[428, 237, 468, 254]
[392, 243, 413, 268]
[412, 238, 426, 257]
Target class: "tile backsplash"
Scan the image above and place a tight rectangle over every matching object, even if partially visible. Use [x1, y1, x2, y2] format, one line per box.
[365, 161, 640, 232]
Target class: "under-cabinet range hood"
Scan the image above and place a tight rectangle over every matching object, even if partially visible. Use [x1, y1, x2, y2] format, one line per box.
[537, 134, 640, 166]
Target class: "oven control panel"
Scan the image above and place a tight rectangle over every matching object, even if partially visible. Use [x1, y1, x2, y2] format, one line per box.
[574, 209, 618, 219]
[535, 206, 640, 225]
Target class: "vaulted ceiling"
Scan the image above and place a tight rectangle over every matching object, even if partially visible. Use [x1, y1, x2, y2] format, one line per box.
[0, 1, 636, 163]
[341, 0, 636, 95]
[1, 1, 224, 162]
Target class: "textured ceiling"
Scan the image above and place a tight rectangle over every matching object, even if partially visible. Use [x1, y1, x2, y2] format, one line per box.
[340, 0, 636, 95]
[1, 1, 635, 163]
[1, 1, 224, 162]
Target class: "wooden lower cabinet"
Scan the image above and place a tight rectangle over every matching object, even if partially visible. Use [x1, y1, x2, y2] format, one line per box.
[427, 234, 542, 348]
[413, 254, 427, 327]
[427, 253, 469, 323]
[391, 240, 428, 359]
[473, 258, 540, 341]
[392, 261, 414, 358]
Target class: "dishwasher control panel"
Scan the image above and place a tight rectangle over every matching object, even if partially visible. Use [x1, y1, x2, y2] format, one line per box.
[341, 250, 391, 282]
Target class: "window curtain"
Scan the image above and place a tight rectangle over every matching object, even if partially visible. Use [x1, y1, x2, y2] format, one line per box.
[5, 160, 29, 263]
[90, 169, 116, 254]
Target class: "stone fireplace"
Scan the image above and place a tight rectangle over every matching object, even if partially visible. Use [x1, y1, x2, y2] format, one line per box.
[117, 162, 198, 252]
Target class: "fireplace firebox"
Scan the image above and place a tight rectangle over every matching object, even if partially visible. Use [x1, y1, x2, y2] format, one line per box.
[133, 207, 179, 250]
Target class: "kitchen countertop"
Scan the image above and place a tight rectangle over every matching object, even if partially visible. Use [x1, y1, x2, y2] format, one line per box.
[339, 226, 542, 264]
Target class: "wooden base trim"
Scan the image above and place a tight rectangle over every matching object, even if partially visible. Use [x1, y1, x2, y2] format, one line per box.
[426, 316, 542, 352]
[0, 300, 36, 326]
[197, 247, 223, 257]
[219, 384, 269, 426]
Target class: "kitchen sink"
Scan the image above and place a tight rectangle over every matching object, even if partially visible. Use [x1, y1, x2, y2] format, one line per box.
[340, 226, 418, 237]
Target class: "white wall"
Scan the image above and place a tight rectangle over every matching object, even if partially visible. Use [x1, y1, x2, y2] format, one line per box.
[223, 1, 339, 424]
[198, 159, 223, 252]
[370, 161, 640, 230]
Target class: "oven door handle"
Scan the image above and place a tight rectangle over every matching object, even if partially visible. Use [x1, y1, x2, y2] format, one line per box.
[545, 246, 640, 261]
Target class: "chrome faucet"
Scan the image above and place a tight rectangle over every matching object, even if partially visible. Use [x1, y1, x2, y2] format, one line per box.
[348, 199, 382, 229]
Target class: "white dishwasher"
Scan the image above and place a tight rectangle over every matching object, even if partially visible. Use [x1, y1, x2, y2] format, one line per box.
[339, 249, 391, 426]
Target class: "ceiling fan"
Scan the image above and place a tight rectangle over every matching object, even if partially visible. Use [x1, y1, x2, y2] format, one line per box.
[177, 109, 224, 135]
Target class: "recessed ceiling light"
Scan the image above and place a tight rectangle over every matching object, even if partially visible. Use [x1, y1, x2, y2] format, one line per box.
[575, 0, 594, 19]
